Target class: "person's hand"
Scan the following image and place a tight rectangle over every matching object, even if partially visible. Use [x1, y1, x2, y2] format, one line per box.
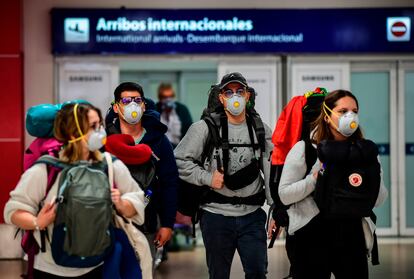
[211, 170, 224, 189]
[154, 227, 173, 248]
[37, 202, 56, 229]
[267, 219, 276, 239]
[267, 219, 282, 239]
[111, 188, 127, 213]
[313, 162, 324, 179]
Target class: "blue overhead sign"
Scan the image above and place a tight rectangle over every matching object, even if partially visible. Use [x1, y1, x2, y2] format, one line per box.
[51, 8, 414, 55]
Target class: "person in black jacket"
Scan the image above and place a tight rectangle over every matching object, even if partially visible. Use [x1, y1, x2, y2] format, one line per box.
[156, 83, 193, 147]
[105, 82, 178, 264]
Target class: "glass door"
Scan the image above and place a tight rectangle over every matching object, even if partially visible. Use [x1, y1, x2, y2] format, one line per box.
[351, 62, 398, 236]
[399, 62, 414, 236]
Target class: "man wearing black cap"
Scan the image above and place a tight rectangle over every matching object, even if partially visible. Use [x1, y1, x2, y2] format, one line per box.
[175, 73, 273, 279]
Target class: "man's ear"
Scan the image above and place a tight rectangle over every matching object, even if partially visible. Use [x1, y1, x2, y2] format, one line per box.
[113, 103, 119, 114]
[219, 94, 225, 105]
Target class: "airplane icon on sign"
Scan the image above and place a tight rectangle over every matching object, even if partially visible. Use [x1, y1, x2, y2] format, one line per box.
[68, 23, 84, 34]
[64, 18, 89, 43]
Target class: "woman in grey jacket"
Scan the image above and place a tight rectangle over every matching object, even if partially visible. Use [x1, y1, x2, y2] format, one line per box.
[278, 90, 388, 279]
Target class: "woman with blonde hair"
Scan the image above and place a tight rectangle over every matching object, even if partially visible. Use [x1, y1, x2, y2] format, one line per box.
[278, 90, 388, 278]
[4, 103, 146, 278]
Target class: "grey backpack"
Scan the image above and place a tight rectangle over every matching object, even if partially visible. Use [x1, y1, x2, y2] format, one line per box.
[35, 154, 114, 267]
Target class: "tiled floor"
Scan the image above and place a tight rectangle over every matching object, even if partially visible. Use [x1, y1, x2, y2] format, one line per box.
[1, 241, 413, 278]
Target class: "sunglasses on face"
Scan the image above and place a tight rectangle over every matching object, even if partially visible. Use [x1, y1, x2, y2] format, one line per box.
[119, 96, 144, 105]
[221, 88, 247, 99]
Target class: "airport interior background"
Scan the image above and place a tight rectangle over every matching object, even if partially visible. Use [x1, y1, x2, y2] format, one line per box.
[1, 0, 414, 278]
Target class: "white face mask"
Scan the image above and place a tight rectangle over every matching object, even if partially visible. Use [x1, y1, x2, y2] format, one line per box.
[225, 95, 246, 116]
[118, 102, 143, 125]
[68, 103, 107, 151]
[337, 111, 359, 137]
[323, 102, 359, 137]
[87, 126, 107, 151]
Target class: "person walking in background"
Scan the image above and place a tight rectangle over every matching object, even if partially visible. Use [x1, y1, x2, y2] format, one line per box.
[156, 83, 193, 147]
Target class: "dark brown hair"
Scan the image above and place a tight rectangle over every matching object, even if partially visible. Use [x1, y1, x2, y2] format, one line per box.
[54, 103, 103, 163]
[114, 82, 144, 102]
[157, 83, 175, 99]
[311, 89, 363, 144]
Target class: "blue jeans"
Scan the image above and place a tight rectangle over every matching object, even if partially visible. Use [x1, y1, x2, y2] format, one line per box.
[200, 208, 268, 279]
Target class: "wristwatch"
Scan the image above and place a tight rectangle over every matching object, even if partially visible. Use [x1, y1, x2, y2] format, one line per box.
[33, 217, 40, 231]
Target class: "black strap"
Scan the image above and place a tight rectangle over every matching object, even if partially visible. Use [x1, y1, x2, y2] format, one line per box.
[221, 114, 260, 176]
[220, 114, 230, 176]
[40, 231, 46, 253]
[249, 112, 266, 153]
[268, 226, 280, 249]
[248, 113, 265, 173]
[202, 116, 221, 164]
[267, 203, 277, 248]
[106, 121, 120, 136]
[246, 115, 257, 152]
[369, 212, 380, 265]
[203, 190, 266, 206]
[371, 232, 379, 265]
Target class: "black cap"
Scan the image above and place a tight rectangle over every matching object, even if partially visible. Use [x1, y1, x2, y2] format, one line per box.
[219, 72, 248, 89]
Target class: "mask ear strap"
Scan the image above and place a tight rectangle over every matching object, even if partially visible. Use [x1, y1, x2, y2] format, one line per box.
[323, 102, 339, 130]
[115, 103, 127, 121]
[68, 103, 86, 143]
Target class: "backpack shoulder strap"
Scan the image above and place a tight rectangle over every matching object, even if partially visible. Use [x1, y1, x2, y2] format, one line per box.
[104, 152, 114, 190]
[219, 113, 230, 175]
[106, 121, 120, 136]
[249, 112, 266, 153]
[201, 113, 222, 164]
[34, 155, 69, 170]
[248, 112, 266, 172]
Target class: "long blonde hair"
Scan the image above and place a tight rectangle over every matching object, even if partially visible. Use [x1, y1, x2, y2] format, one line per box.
[311, 90, 364, 145]
[54, 103, 103, 163]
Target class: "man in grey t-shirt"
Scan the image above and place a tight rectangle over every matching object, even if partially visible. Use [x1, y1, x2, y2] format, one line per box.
[174, 72, 273, 279]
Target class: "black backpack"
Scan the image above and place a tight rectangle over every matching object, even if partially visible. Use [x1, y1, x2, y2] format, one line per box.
[177, 85, 266, 227]
[313, 139, 381, 218]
